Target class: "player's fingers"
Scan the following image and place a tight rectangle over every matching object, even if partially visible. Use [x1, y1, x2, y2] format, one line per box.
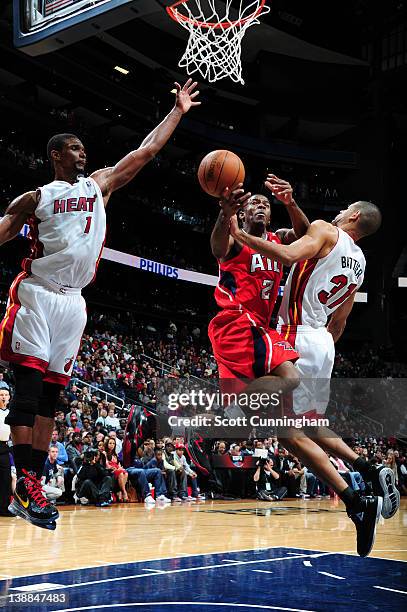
[238, 193, 252, 208]
[184, 79, 198, 93]
[230, 190, 245, 201]
[221, 187, 230, 199]
[187, 81, 198, 93]
[190, 91, 200, 98]
[174, 82, 181, 92]
[191, 101, 202, 106]
[182, 77, 193, 89]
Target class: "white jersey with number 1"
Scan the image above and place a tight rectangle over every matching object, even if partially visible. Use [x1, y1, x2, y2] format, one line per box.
[0, 176, 106, 384]
[23, 176, 106, 289]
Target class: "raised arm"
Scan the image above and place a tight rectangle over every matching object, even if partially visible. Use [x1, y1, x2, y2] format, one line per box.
[326, 290, 357, 343]
[265, 174, 310, 244]
[91, 79, 201, 204]
[0, 191, 37, 247]
[210, 184, 251, 260]
[230, 218, 335, 266]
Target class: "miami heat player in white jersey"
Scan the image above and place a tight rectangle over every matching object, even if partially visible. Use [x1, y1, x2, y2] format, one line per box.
[0, 177, 105, 385]
[276, 227, 365, 415]
[23, 177, 106, 288]
[278, 227, 365, 329]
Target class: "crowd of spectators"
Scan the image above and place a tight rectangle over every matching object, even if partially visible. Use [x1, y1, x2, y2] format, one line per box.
[1, 309, 406, 511]
[210, 436, 407, 500]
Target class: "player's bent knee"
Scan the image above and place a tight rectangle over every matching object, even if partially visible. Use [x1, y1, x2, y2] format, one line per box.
[5, 405, 36, 427]
[5, 366, 44, 427]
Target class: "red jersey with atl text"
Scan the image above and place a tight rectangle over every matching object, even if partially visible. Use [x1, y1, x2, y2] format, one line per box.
[214, 232, 283, 326]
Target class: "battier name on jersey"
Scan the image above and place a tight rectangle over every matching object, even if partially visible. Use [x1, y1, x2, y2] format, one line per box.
[341, 256, 363, 280]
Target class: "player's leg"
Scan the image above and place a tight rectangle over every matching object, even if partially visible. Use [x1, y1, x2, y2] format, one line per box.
[279, 429, 382, 557]
[309, 428, 400, 519]
[243, 359, 300, 397]
[31, 381, 65, 480]
[6, 364, 42, 476]
[6, 365, 59, 528]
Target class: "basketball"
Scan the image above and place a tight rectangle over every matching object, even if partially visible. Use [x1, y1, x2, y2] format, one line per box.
[198, 150, 245, 197]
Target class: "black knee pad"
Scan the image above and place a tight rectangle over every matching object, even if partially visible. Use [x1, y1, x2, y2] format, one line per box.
[4, 365, 43, 427]
[37, 381, 64, 419]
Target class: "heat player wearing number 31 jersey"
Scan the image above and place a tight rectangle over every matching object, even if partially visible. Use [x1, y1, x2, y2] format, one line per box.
[277, 225, 365, 416]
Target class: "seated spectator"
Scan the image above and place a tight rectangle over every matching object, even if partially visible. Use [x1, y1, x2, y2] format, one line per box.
[274, 448, 300, 497]
[145, 447, 177, 501]
[173, 442, 202, 500]
[41, 446, 64, 504]
[329, 455, 364, 492]
[108, 430, 123, 456]
[95, 408, 108, 428]
[105, 406, 121, 431]
[254, 457, 287, 501]
[104, 438, 129, 502]
[76, 449, 113, 506]
[50, 428, 72, 501]
[82, 432, 94, 452]
[66, 432, 83, 473]
[126, 447, 169, 504]
[97, 439, 107, 464]
[214, 441, 228, 455]
[50, 429, 69, 465]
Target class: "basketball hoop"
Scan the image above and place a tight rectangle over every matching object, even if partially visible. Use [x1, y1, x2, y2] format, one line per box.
[166, 0, 270, 85]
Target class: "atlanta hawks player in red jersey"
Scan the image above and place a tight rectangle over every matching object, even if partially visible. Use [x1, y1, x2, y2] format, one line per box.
[209, 174, 310, 400]
[229, 202, 399, 557]
[0, 78, 200, 529]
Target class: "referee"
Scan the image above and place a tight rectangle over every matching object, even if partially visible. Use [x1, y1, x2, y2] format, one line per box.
[0, 388, 12, 517]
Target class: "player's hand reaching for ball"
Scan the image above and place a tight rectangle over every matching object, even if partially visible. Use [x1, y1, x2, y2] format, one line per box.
[174, 78, 201, 113]
[229, 214, 245, 241]
[219, 184, 251, 219]
[265, 174, 294, 206]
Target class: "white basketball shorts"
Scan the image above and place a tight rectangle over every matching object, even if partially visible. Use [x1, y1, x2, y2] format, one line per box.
[0, 273, 87, 385]
[278, 324, 335, 416]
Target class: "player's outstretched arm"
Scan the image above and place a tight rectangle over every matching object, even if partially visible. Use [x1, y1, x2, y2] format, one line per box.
[211, 185, 251, 260]
[265, 174, 310, 244]
[327, 290, 357, 343]
[0, 191, 37, 246]
[91, 79, 201, 203]
[229, 218, 334, 266]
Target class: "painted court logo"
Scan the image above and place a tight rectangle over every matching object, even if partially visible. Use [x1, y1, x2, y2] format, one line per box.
[64, 356, 74, 373]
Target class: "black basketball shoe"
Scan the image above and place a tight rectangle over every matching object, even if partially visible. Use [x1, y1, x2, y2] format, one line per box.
[8, 470, 59, 530]
[366, 466, 400, 519]
[347, 495, 382, 557]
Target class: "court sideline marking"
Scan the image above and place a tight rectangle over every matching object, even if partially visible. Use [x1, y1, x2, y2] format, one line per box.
[9, 552, 340, 593]
[52, 602, 316, 612]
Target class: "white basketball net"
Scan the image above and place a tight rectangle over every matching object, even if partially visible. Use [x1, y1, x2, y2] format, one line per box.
[167, 0, 270, 85]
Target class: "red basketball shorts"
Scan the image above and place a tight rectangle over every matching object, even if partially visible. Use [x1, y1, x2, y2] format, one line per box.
[208, 309, 299, 383]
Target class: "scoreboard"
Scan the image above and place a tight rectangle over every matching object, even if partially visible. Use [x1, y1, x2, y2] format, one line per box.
[14, 0, 142, 55]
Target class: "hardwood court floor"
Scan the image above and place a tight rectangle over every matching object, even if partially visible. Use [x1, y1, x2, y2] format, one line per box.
[0, 498, 405, 579]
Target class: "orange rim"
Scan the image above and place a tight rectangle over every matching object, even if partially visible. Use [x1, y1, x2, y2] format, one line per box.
[166, 0, 268, 30]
